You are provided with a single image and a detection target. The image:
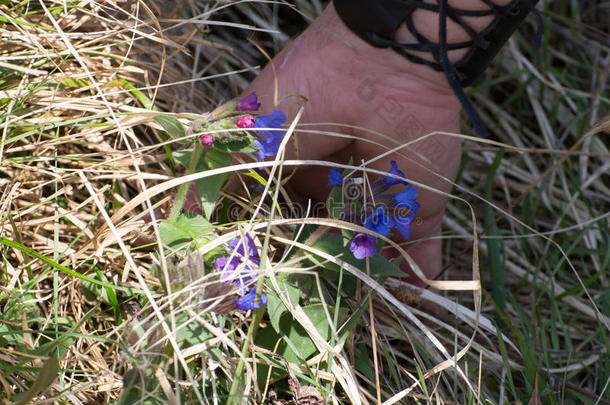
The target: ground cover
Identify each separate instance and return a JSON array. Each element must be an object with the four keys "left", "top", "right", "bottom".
[{"left": 0, "top": 1, "right": 608, "bottom": 403}]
